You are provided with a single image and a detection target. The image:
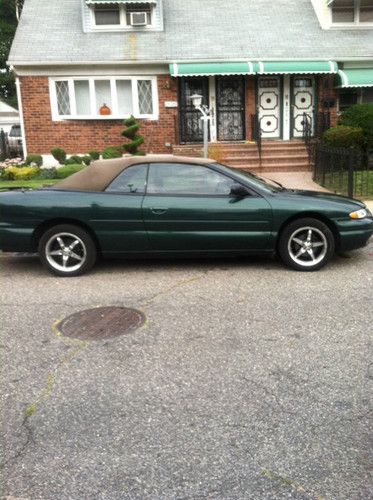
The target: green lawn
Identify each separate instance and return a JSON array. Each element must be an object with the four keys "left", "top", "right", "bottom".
[
  {"left": 316, "top": 170, "right": 373, "bottom": 200},
  {"left": 0, "top": 179, "right": 58, "bottom": 190}
]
